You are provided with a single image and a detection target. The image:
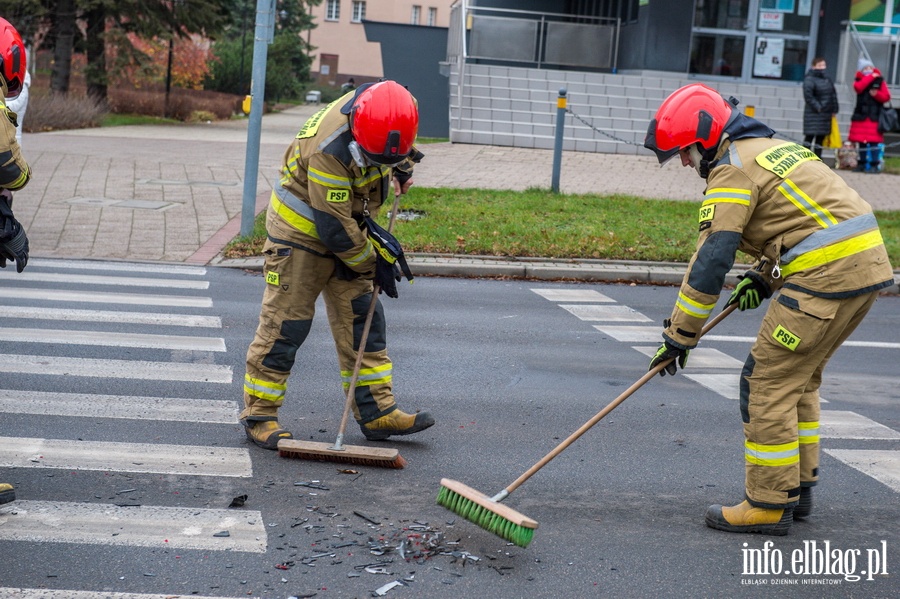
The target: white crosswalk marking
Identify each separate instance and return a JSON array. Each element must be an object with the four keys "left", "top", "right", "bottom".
[
  {"left": 0, "top": 501, "right": 265, "bottom": 552},
  {"left": 0, "top": 271, "right": 210, "bottom": 289},
  {"left": 559, "top": 304, "right": 652, "bottom": 322},
  {"left": 0, "top": 287, "right": 213, "bottom": 307},
  {"left": 633, "top": 346, "right": 744, "bottom": 369},
  {"left": 684, "top": 374, "right": 829, "bottom": 403},
  {"left": 29, "top": 258, "right": 207, "bottom": 275},
  {"left": 1, "top": 305, "right": 221, "bottom": 327},
  {"left": 0, "top": 327, "right": 226, "bottom": 352},
  {"left": 0, "top": 389, "right": 238, "bottom": 423},
  {"left": 820, "top": 411, "right": 900, "bottom": 440},
  {"left": 531, "top": 288, "right": 615, "bottom": 302},
  {"left": 592, "top": 325, "right": 661, "bottom": 342},
  {"left": 824, "top": 450, "right": 900, "bottom": 493},
  {"left": 0, "top": 354, "right": 233, "bottom": 383},
  {"left": 0, "top": 436, "right": 252, "bottom": 477}
]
